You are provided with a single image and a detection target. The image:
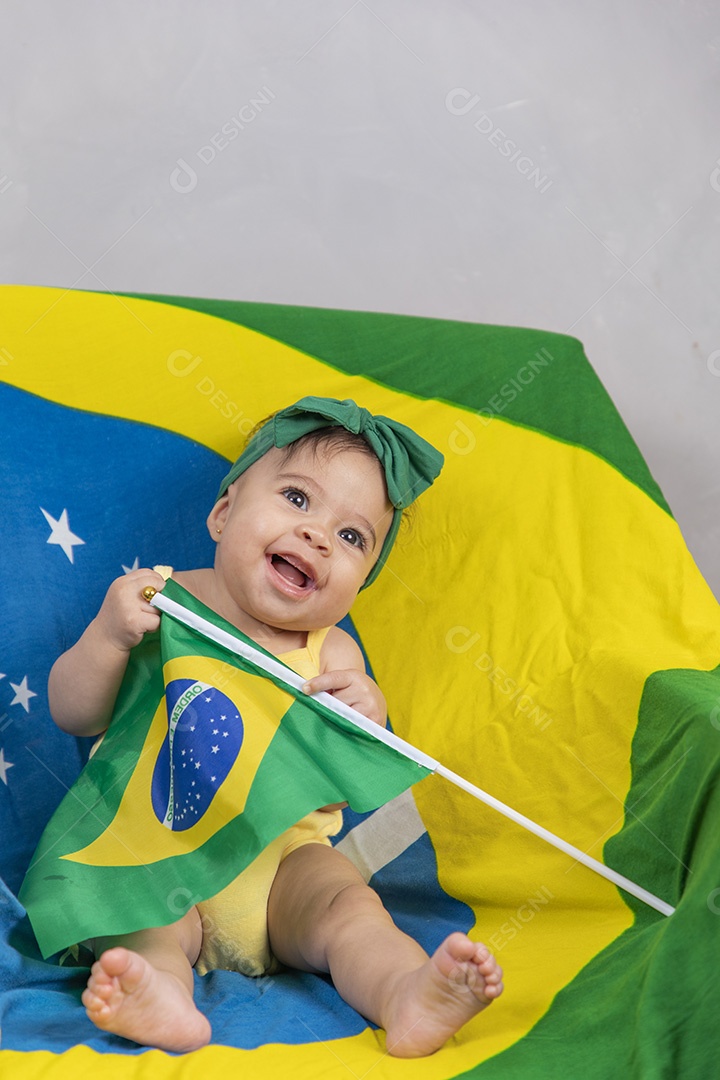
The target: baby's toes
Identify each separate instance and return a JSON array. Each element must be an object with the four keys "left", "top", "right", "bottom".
[
  {"left": 89, "top": 977, "right": 114, "bottom": 1000},
  {"left": 474, "top": 947, "right": 501, "bottom": 977},
  {"left": 89, "top": 960, "right": 113, "bottom": 986},
  {"left": 82, "top": 986, "right": 108, "bottom": 1013},
  {"left": 483, "top": 976, "right": 504, "bottom": 999},
  {"left": 482, "top": 961, "right": 503, "bottom": 982}
]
